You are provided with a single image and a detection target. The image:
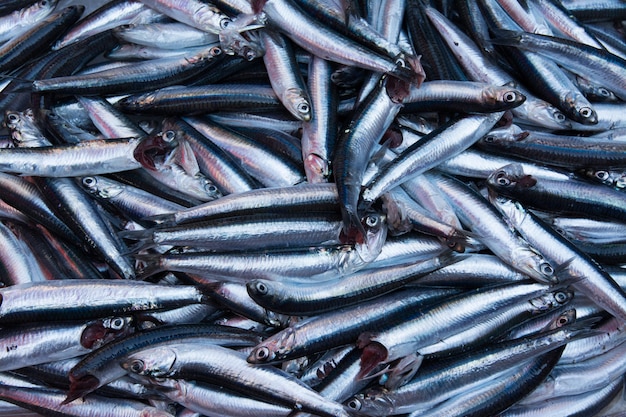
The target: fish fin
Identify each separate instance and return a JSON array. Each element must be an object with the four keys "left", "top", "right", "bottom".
[
  {"left": 64, "top": 375, "right": 100, "bottom": 404},
  {"left": 384, "top": 353, "right": 424, "bottom": 389},
  {"left": 142, "top": 212, "right": 176, "bottom": 227},
  {"left": 131, "top": 252, "right": 165, "bottom": 279},
  {"left": 118, "top": 229, "right": 156, "bottom": 254},
  {"left": 440, "top": 228, "right": 476, "bottom": 253},
  {"left": 173, "top": 139, "right": 201, "bottom": 177},
  {"left": 487, "top": 29, "right": 525, "bottom": 47}
]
